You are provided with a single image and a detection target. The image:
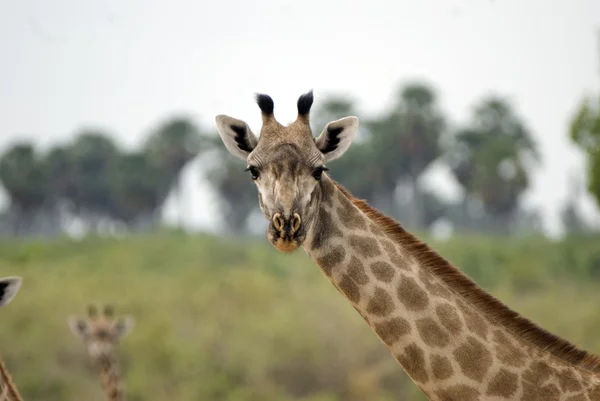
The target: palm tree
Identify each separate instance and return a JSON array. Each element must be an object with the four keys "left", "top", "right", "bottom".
[
  {"left": 0, "top": 143, "right": 48, "bottom": 235},
  {"left": 144, "top": 116, "right": 201, "bottom": 228},
  {"left": 447, "top": 97, "right": 540, "bottom": 234},
  {"left": 367, "top": 82, "right": 446, "bottom": 228}
]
